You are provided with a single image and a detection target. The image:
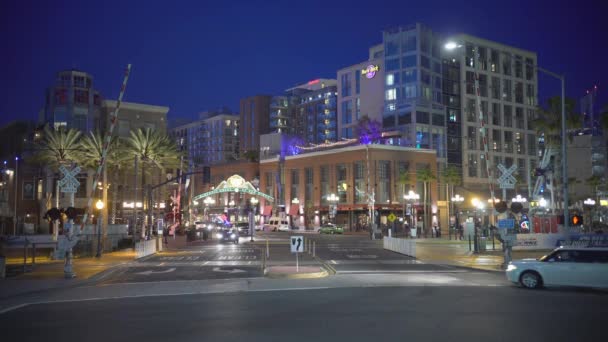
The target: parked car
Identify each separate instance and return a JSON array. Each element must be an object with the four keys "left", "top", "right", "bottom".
[
  {"left": 506, "top": 246, "right": 608, "bottom": 289},
  {"left": 234, "top": 222, "right": 250, "bottom": 235},
  {"left": 318, "top": 224, "right": 344, "bottom": 234},
  {"left": 254, "top": 224, "right": 263, "bottom": 231},
  {"left": 277, "top": 223, "right": 290, "bottom": 232},
  {"left": 264, "top": 217, "right": 290, "bottom": 232},
  {"left": 216, "top": 228, "right": 239, "bottom": 244}
]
